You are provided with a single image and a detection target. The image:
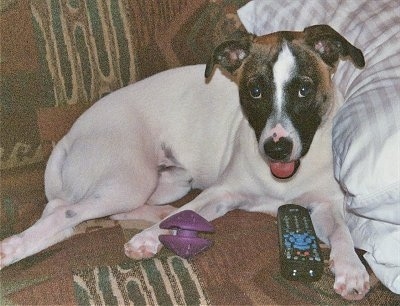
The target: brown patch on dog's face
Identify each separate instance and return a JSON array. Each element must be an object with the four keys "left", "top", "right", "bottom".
[{"left": 253, "top": 30, "right": 302, "bottom": 45}]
